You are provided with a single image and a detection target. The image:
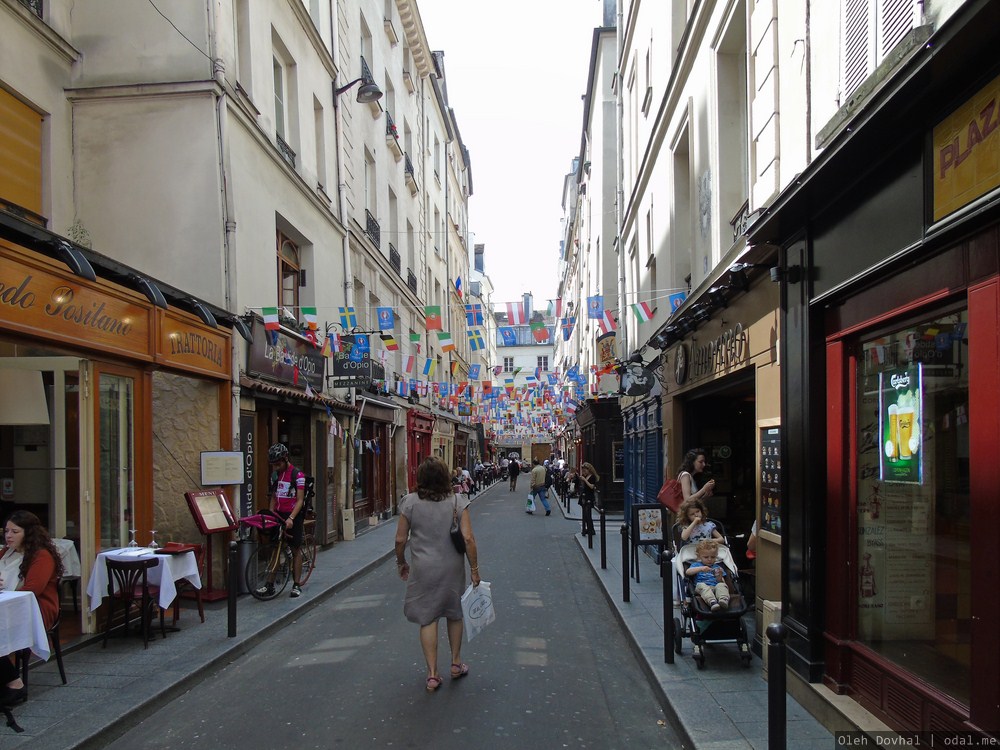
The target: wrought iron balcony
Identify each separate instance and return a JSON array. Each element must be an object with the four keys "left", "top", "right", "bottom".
[
  {"left": 360, "top": 56, "right": 375, "bottom": 86},
  {"left": 407, "top": 268, "right": 417, "bottom": 294},
  {"left": 385, "top": 111, "right": 398, "bottom": 140},
  {"left": 404, "top": 153, "right": 417, "bottom": 194},
  {"left": 19, "top": 0, "right": 42, "bottom": 17},
  {"left": 365, "top": 209, "right": 380, "bottom": 248},
  {"left": 276, "top": 133, "right": 296, "bottom": 168},
  {"left": 389, "top": 243, "right": 401, "bottom": 274}
]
